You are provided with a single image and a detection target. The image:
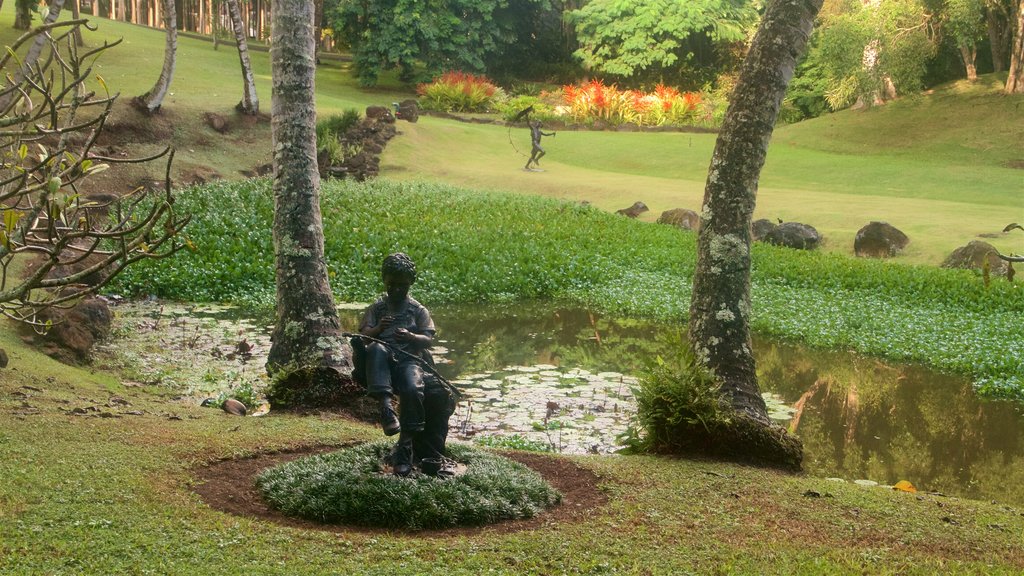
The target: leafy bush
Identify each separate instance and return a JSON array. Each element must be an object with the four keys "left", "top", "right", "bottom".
[
  {"left": 417, "top": 71, "right": 505, "bottom": 113},
  {"left": 621, "top": 344, "right": 730, "bottom": 453},
  {"left": 107, "top": 178, "right": 1024, "bottom": 399},
  {"left": 317, "top": 109, "right": 361, "bottom": 138},
  {"left": 494, "top": 95, "right": 559, "bottom": 123},
  {"left": 316, "top": 110, "right": 362, "bottom": 165},
  {"left": 256, "top": 441, "right": 561, "bottom": 529}
]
